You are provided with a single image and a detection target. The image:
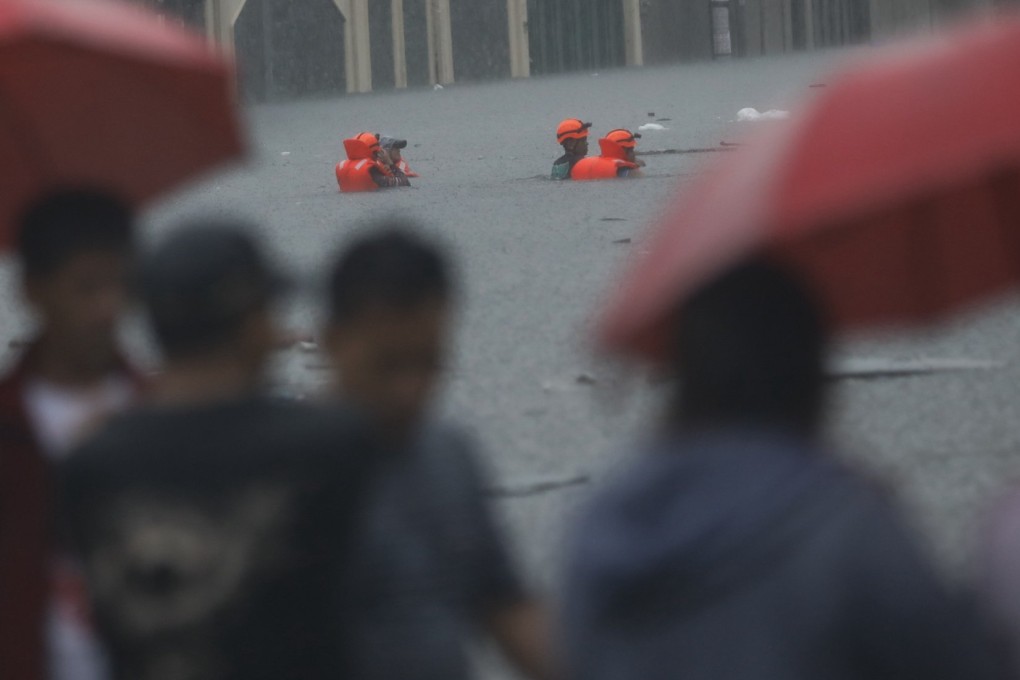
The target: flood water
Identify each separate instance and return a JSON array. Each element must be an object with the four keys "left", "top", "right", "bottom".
[{"left": 3, "top": 52, "right": 1019, "bottom": 637}]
